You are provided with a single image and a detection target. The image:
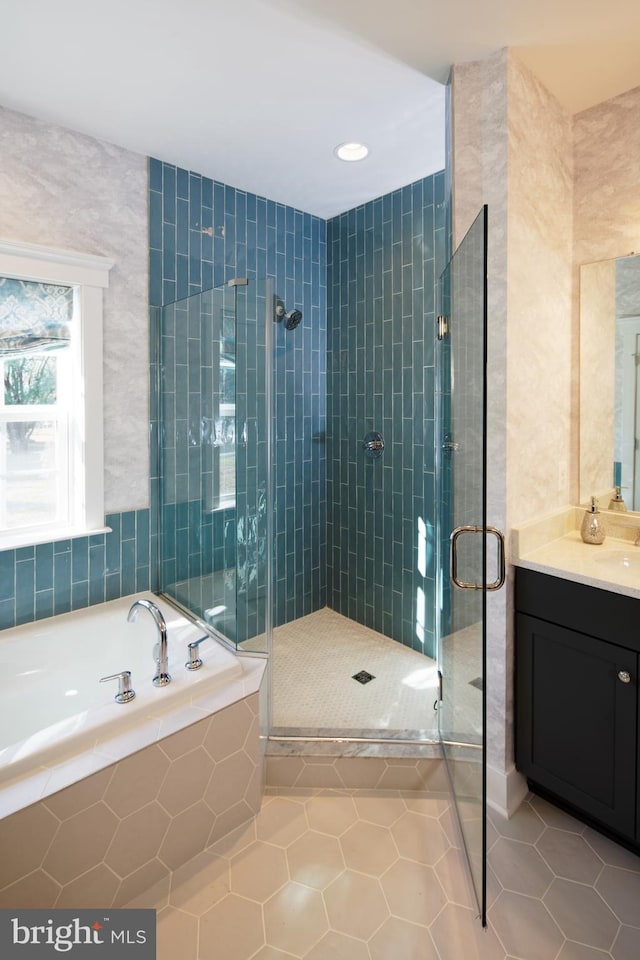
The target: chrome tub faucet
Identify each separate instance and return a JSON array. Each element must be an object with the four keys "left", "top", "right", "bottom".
[{"left": 127, "top": 598, "right": 171, "bottom": 687}]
